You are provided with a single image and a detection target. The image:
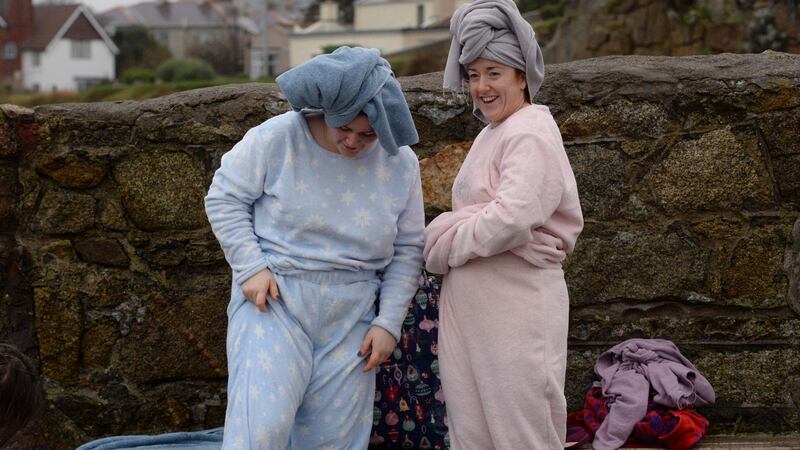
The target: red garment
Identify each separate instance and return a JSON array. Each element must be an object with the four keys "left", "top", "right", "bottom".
[
  {"left": 567, "top": 386, "right": 709, "bottom": 449},
  {"left": 660, "top": 410, "right": 710, "bottom": 450}
]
